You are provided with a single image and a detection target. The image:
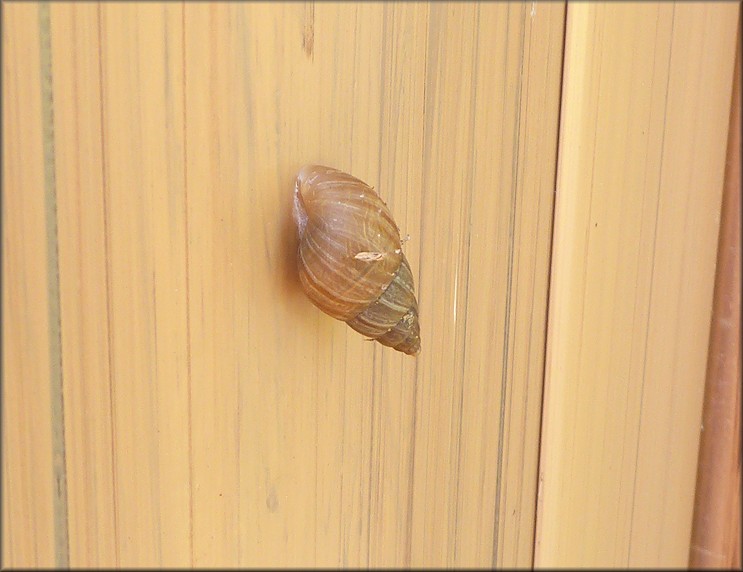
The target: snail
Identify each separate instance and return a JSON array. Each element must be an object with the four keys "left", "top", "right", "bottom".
[{"left": 293, "top": 165, "right": 421, "bottom": 356}]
